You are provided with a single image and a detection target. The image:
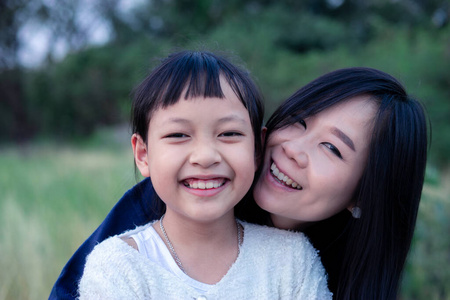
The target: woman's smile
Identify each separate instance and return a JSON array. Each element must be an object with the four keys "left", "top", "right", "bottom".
[
  {"left": 254, "top": 95, "right": 377, "bottom": 229},
  {"left": 270, "top": 161, "right": 302, "bottom": 190}
]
